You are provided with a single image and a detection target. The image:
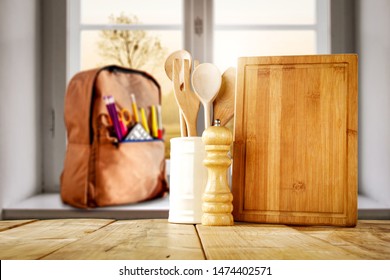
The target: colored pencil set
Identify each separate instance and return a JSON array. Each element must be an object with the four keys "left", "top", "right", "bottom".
[{"left": 103, "top": 94, "right": 163, "bottom": 142}]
